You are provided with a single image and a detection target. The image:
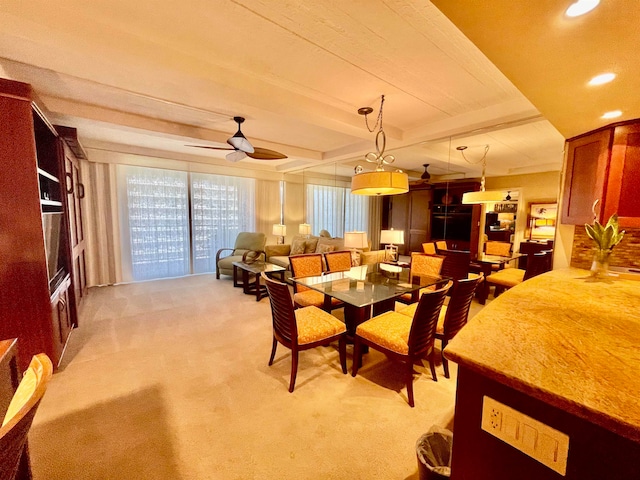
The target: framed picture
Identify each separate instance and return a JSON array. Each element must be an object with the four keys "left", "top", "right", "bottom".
[{"left": 529, "top": 203, "right": 557, "bottom": 239}]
